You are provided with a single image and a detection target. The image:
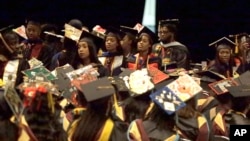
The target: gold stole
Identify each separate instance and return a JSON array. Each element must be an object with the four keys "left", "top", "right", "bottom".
[{"left": 97, "top": 118, "right": 114, "bottom": 141}]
